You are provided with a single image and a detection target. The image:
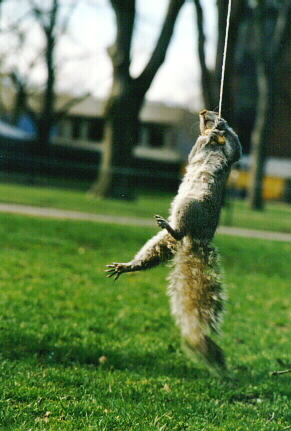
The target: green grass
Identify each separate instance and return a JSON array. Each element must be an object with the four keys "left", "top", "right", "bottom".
[
  {"left": 0, "top": 213, "right": 289, "bottom": 430},
  {"left": 0, "top": 182, "right": 289, "bottom": 233}
]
